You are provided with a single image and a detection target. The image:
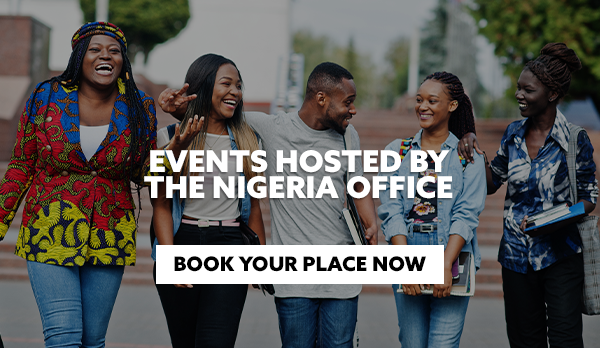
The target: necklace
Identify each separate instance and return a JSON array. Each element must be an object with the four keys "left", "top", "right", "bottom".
[{"left": 205, "top": 127, "right": 226, "bottom": 150}]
